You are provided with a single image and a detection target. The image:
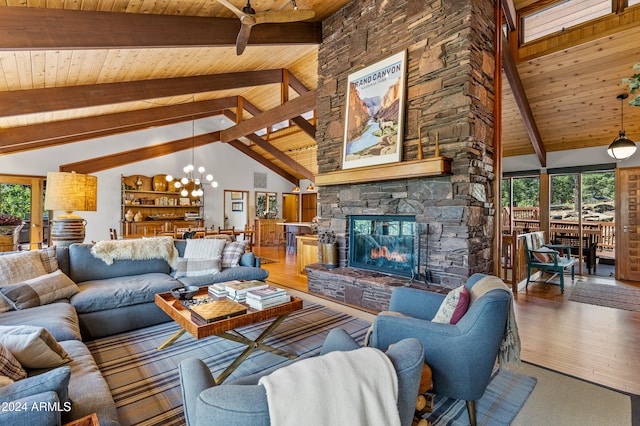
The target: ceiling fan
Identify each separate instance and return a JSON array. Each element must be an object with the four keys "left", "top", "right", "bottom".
[{"left": 217, "top": 0, "right": 315, "bottom": 55}]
